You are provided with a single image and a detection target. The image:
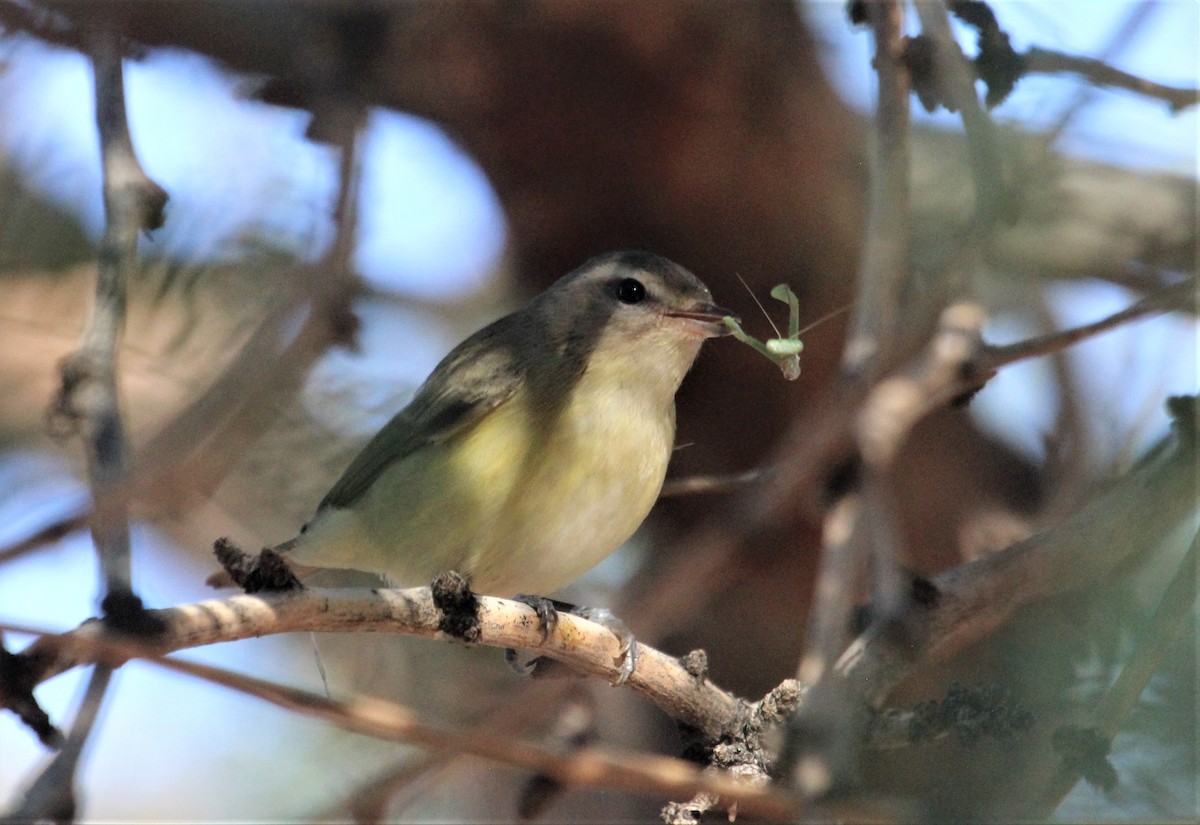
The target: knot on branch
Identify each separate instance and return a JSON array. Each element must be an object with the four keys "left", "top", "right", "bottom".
[
  {"left": 46, "top": 351, "right": 102, "bottom": 440},
  {"left": 212, "top": 538, "right": 302, "bottom": 594},
  {"left": 1052, "top": 724, "right": 1118, "bottom": 791},
  {"left": 431, "top": 571, "right": 481, "bottom": 643},
  {"left": 903, "top": 35, "right": 944, "bottom": 114},
  {"left": 101, "top": 588, "right": 167, "bottom": 637},
  {"left": 0, "top": 639, "right": 63, "bottom": 749},
  {"left": 678, "top": 649, "right": 709, "bottom": 682},
  {"left": 131, "top": 178, "right": 169, "bottom": 232},
  {"left": 949, "top": 0, "right": 1025, "bottom": 107}
]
